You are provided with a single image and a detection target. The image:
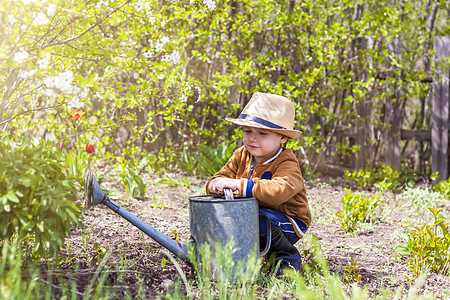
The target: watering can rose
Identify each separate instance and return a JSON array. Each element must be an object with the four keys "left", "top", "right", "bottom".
[{"left": 85, "top": 144, "right": 94, "bottom": 153}]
